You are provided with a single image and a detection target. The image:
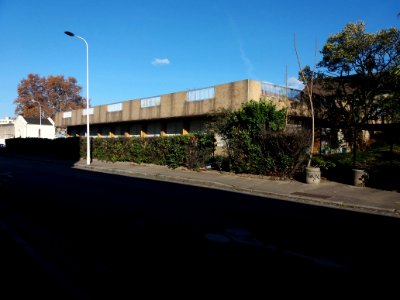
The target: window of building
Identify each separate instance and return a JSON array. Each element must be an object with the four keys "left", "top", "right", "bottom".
[
  {"left": 82, "top": 108, "right": 94, "bottom": 116},
  {"left": 63, "top": 111, "right": 72, "bottom": 118},
  {"left": 187, "top": 87, "right": 215, "bottom": 102},
  {"left": 107, "top": 103, "right": 122, "bottom": 112},
  {"left": 141, "top": 96, "right": 161, "bottom": 108}
]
